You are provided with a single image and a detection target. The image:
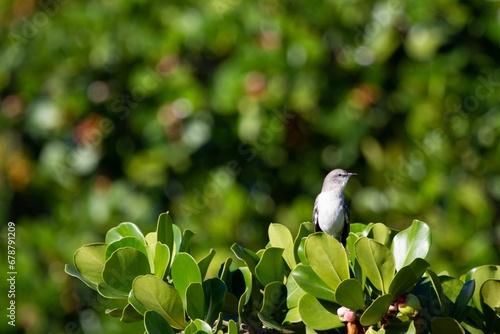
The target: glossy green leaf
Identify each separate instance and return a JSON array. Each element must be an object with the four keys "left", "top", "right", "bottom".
[
  {"left": 97, "top": 282, "right": 129, "bottom": 299},
  {"left": 203, "top": 278, "right": 227, "bottom": 325},
  {"left": 102, "top": 247, "right": 151, "bottom": 296},
  {"left": 268, "top": 223, "right": 296, "bottom": 269},
  {"left": 231, "top": 243, "right": 260, "bottom": 275},
  {"left": 105, "top": 308, "right": 122, "bottom": 318},
  {"left": 463, "top": 265, "right": 500, "bottom": 312},
  {"left": 180, "top": 229, "right": 196, "bottom": 253},
  {"left": 144, "top": 310, "right": 175, "bottom": 334},
  {"left": 171, "top": 252, "right": 202, "bottom": 308},
  {"left": 73, "top": 243, "right": 107, "bottom": 286},
  {"left": 366, "top": 223, "right": 395, "bottom": 247},
  {"left": 128, "top": 290, "right": 148, "bottom": 315},
  {"left": 255, "top": 247, "right": 285, "bottom": 286},
  {"left": 133, "top": 275, "right": 187, "bottom": 329},
  {"left": 283, "top": 307, "right": 301, "bottom": 324},
  {"left": 106, "top": 236, "right": 147, "bottom": 259},
  {"left": 291, "top": 264, "right": 336, "bottom": 302},
  {"left": 431, "top": 317, "right": 465, "bottom": 334},
  {"left": 305, "top": 233, "right": 349, "bottom": 291},
  {"left": 481, "top": 279, "right": 500, "bottom": 313},
  {"left": 172, "top": 224, "right": 182, "bottom": 256},
  {"left": 145, "top": 232, "right": 157, "bottom": 245},
  {"left": 389, "top": 258, "right": 429, "bottom": 299},
  {"left": 359, "top": 294, "right": 392, "bottom": 326},
  {"left": 351, "top": 223, "right": 369, "bottom": 234},
  {"left": 185, "top": 319, "right": 212, "bottom": 334},
  {"left": 227, "top": 320, "right": 238, "bottom": 334},
  {"left": 286, "top": 275, "right": 306, "bottom": 308},
  {"left": 297, "top": 237, "right": 308, "bottom": 265},
  {"left": 197, "top": 248, "right": 216, "bottom": 280},
  {"left": 428, "top": 270, "right": 449, "bottom": 316},
  {"left": 153, "top": 242, "right": 170, "bottom": 280},
  {"left": 391, "top": 220, "right": 430, "bottom": 271},
  {"left": 156, "top": 212, "right": 174, "bottom": 251},
  {"left": 294, "top": 222, "right": 314, "bottom": 264},
  {"left": 121, "top": 303, "right": 143, "bottom": 323},
  {"left": 105, "top": 222, "right": 145, "bottom": 244},
  {"left": 355, "top": 237, "right": 395, "bottom": 293},
  {"left": 298, "top": 294, "right": 343, "bottom": 330},
  {"left": 64, "top": 263, "right": 98, "bottom": 290},
  {"left": 186, "top": 283, "right": 206, "bottom": 320},
  {"left": 335, "top": 279, "right": 365, "bottom": 311},
  {"left": 451, "top": 279, "right": 474, "bottom": 322}
]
